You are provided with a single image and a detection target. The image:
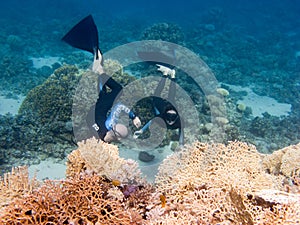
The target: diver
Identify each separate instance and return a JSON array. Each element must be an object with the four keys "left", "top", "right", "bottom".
[
  {"left": 134, "top": 64, "right": 184, "bottom": 151},
  {"left": 62, "top": 15, "right": 141, "bottom": 143}
]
